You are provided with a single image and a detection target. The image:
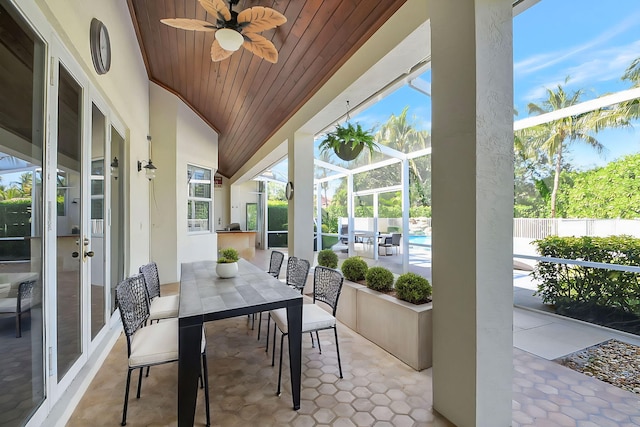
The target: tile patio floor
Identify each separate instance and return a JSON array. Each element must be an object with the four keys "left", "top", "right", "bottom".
[{"left": 65, "top": 250, "right": 640, "bottom": 426}]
